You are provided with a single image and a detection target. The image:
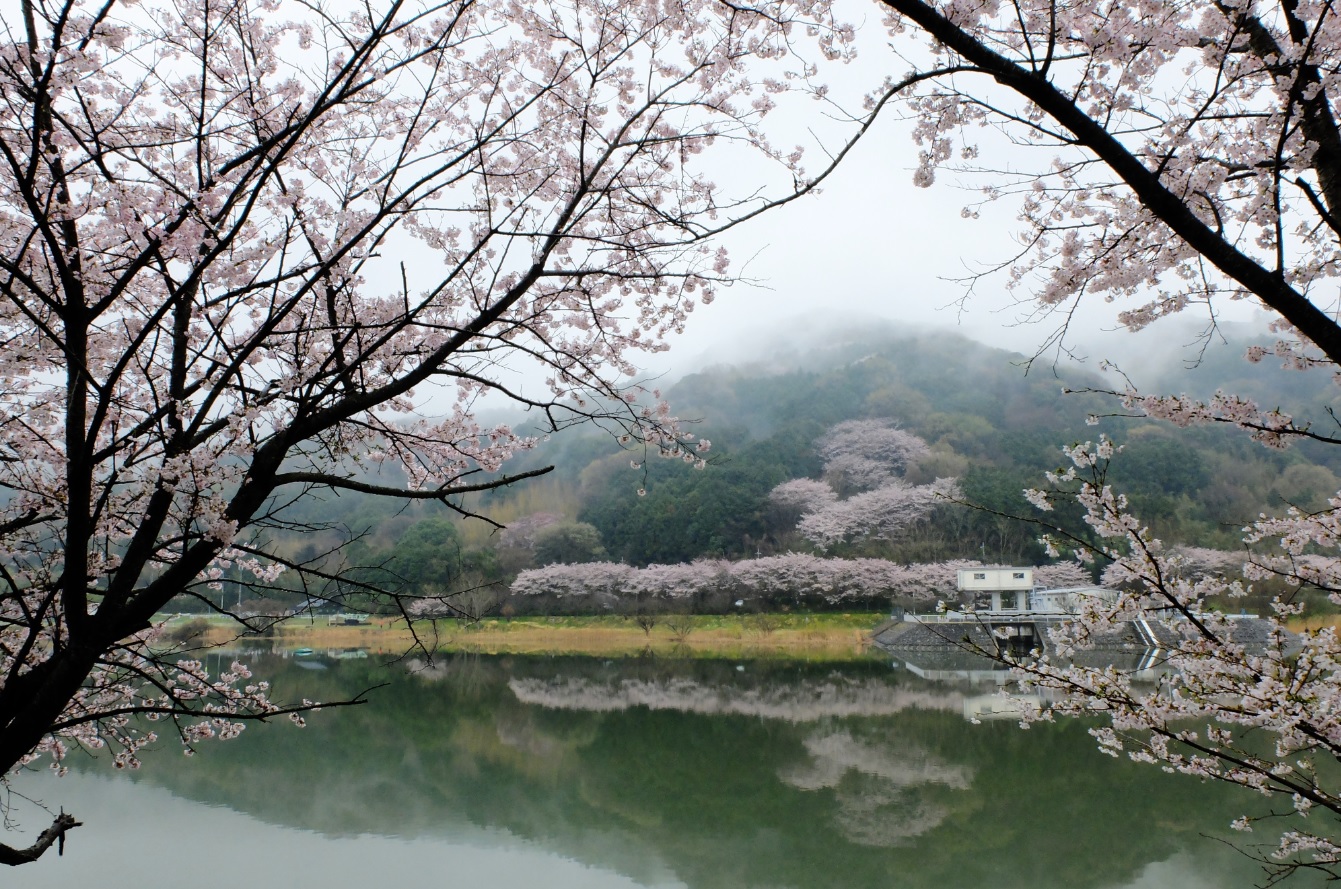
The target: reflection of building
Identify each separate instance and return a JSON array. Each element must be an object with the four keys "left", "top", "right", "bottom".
[
  {"left": 887, "top": 648, "right": 1145, "bottom": 722},
  {"left": 962, "top": 693, "right": 1046, "bottom": 721}
]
